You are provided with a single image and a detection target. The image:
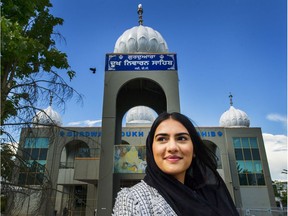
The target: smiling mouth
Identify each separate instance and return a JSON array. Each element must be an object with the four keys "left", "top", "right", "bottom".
[{"left": 165, "top": 155, "right": 183, "bottom": 162}]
